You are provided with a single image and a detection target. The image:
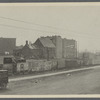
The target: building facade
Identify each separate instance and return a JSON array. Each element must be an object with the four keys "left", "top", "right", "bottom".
[
  {"left": 14, "top": 36, "right": 77, "bottom": 60},
  {"left": 0, "top": 38, "right": 16, "bottom": 55},
  {"left": 34, "top": 37, "right": 56, "bottom": 60},
  {"left": 62, "top": 38, "right": 77, "bottom": 59},
  {"left": 51, "top": 36, "right": 63, "bottom": 58},
  {"left": 13, "top": 41, "right": 41, "bottom": 59},
  {"left": 46, "top": 36, "right": 77, "bottom": 59}
]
